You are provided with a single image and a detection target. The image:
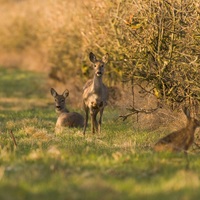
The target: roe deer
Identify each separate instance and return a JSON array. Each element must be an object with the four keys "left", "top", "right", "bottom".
[
  {"left": 51, "top": 88, "right": 84, "bottom": 128},
  {"left": 154, "top": 107, "right": 200, "bottom": 153},
  {"left": 82, "top": 52, "right": 109, "bottom": 135}
]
